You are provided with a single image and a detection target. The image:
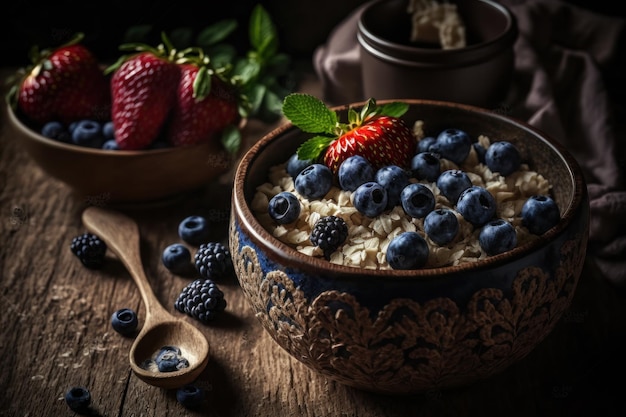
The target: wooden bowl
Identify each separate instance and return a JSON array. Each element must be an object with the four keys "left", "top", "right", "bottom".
[
  {"left": 230, "top": 99, "right": 589, "bottom": 394},
  {"left": 6, "top": 104, "right": 236, "bottom": 205}
]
